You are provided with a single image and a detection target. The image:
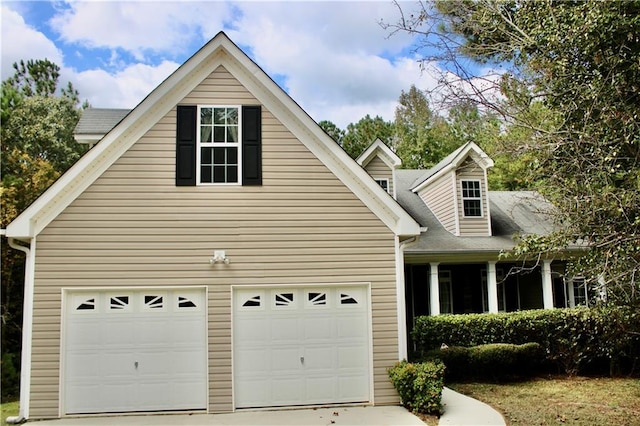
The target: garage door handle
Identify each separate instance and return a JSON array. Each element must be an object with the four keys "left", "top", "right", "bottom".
[
  {"left": 300, "top": 357, "right": 304, "bottom": 364},
  {"left": 134, "top": 361, "right": 139, "bottom": 369}
]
